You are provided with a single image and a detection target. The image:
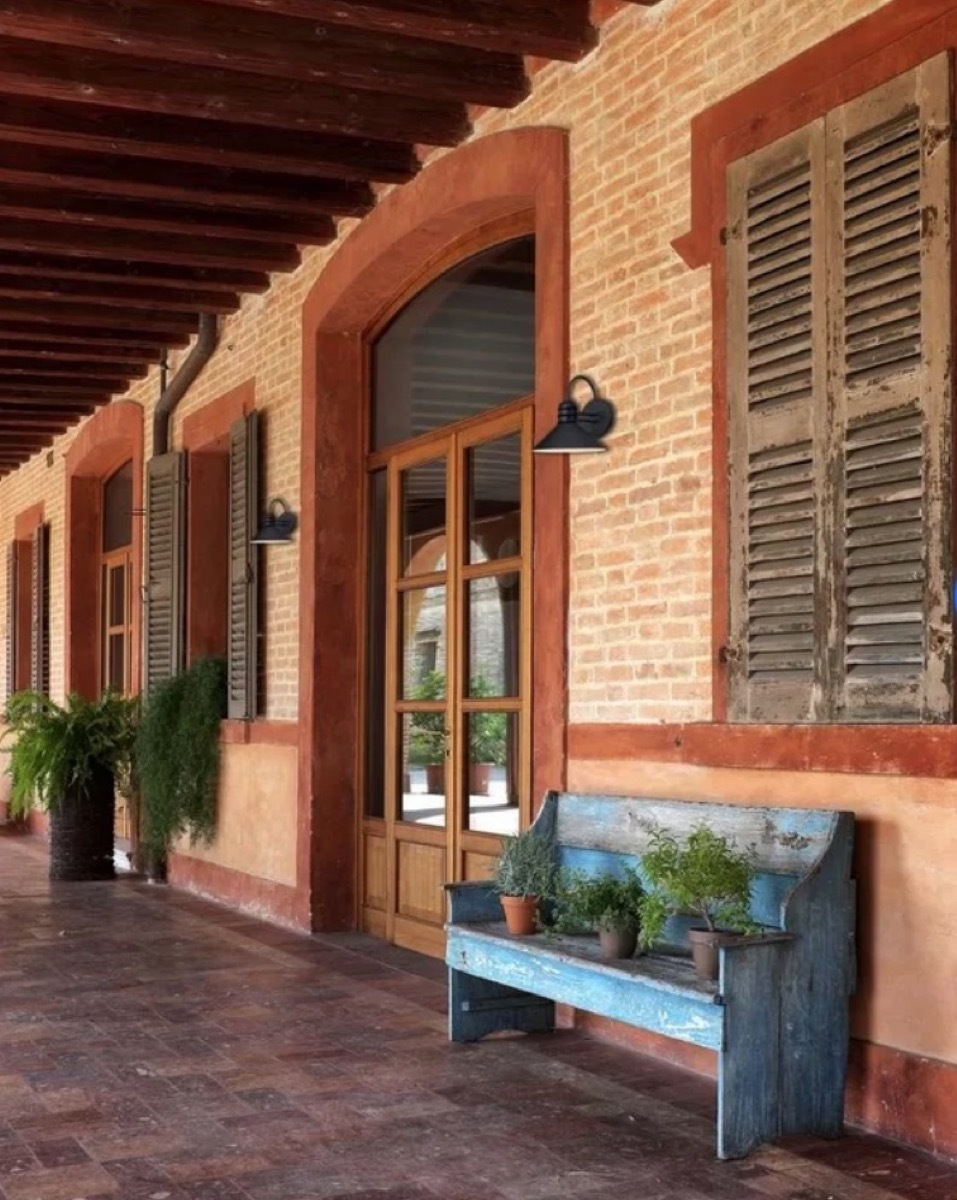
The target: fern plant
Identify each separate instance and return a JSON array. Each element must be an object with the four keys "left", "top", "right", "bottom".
[
  {"left": 638, "top": 825, "right": 760, "bottom": 950},
  {"left": 137, "top": 658, "right": 226, "bottom": 855},
  {"left": 1, "top": 690, "right": 138, "bottom": 816}
]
